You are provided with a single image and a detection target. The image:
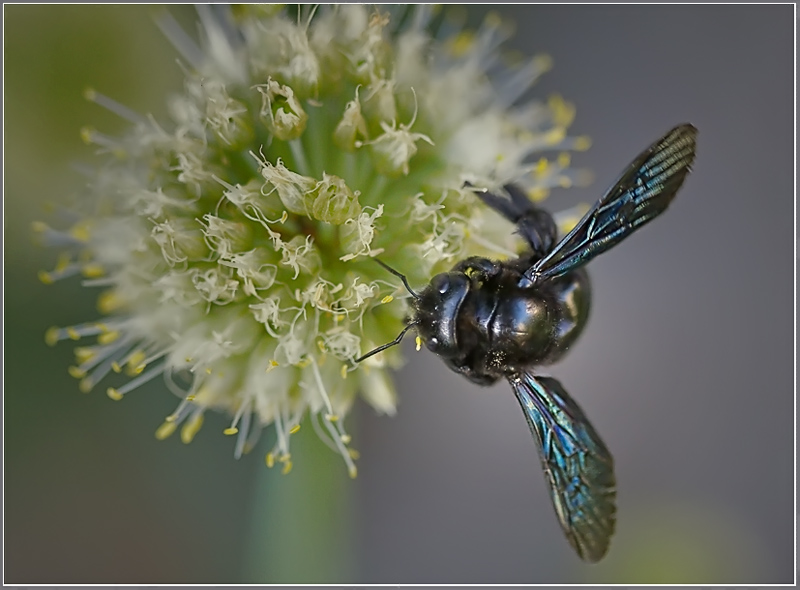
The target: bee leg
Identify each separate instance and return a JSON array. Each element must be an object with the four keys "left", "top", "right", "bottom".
[{"left": 474, "top": 184, "right": 557, "bottom": 257}]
